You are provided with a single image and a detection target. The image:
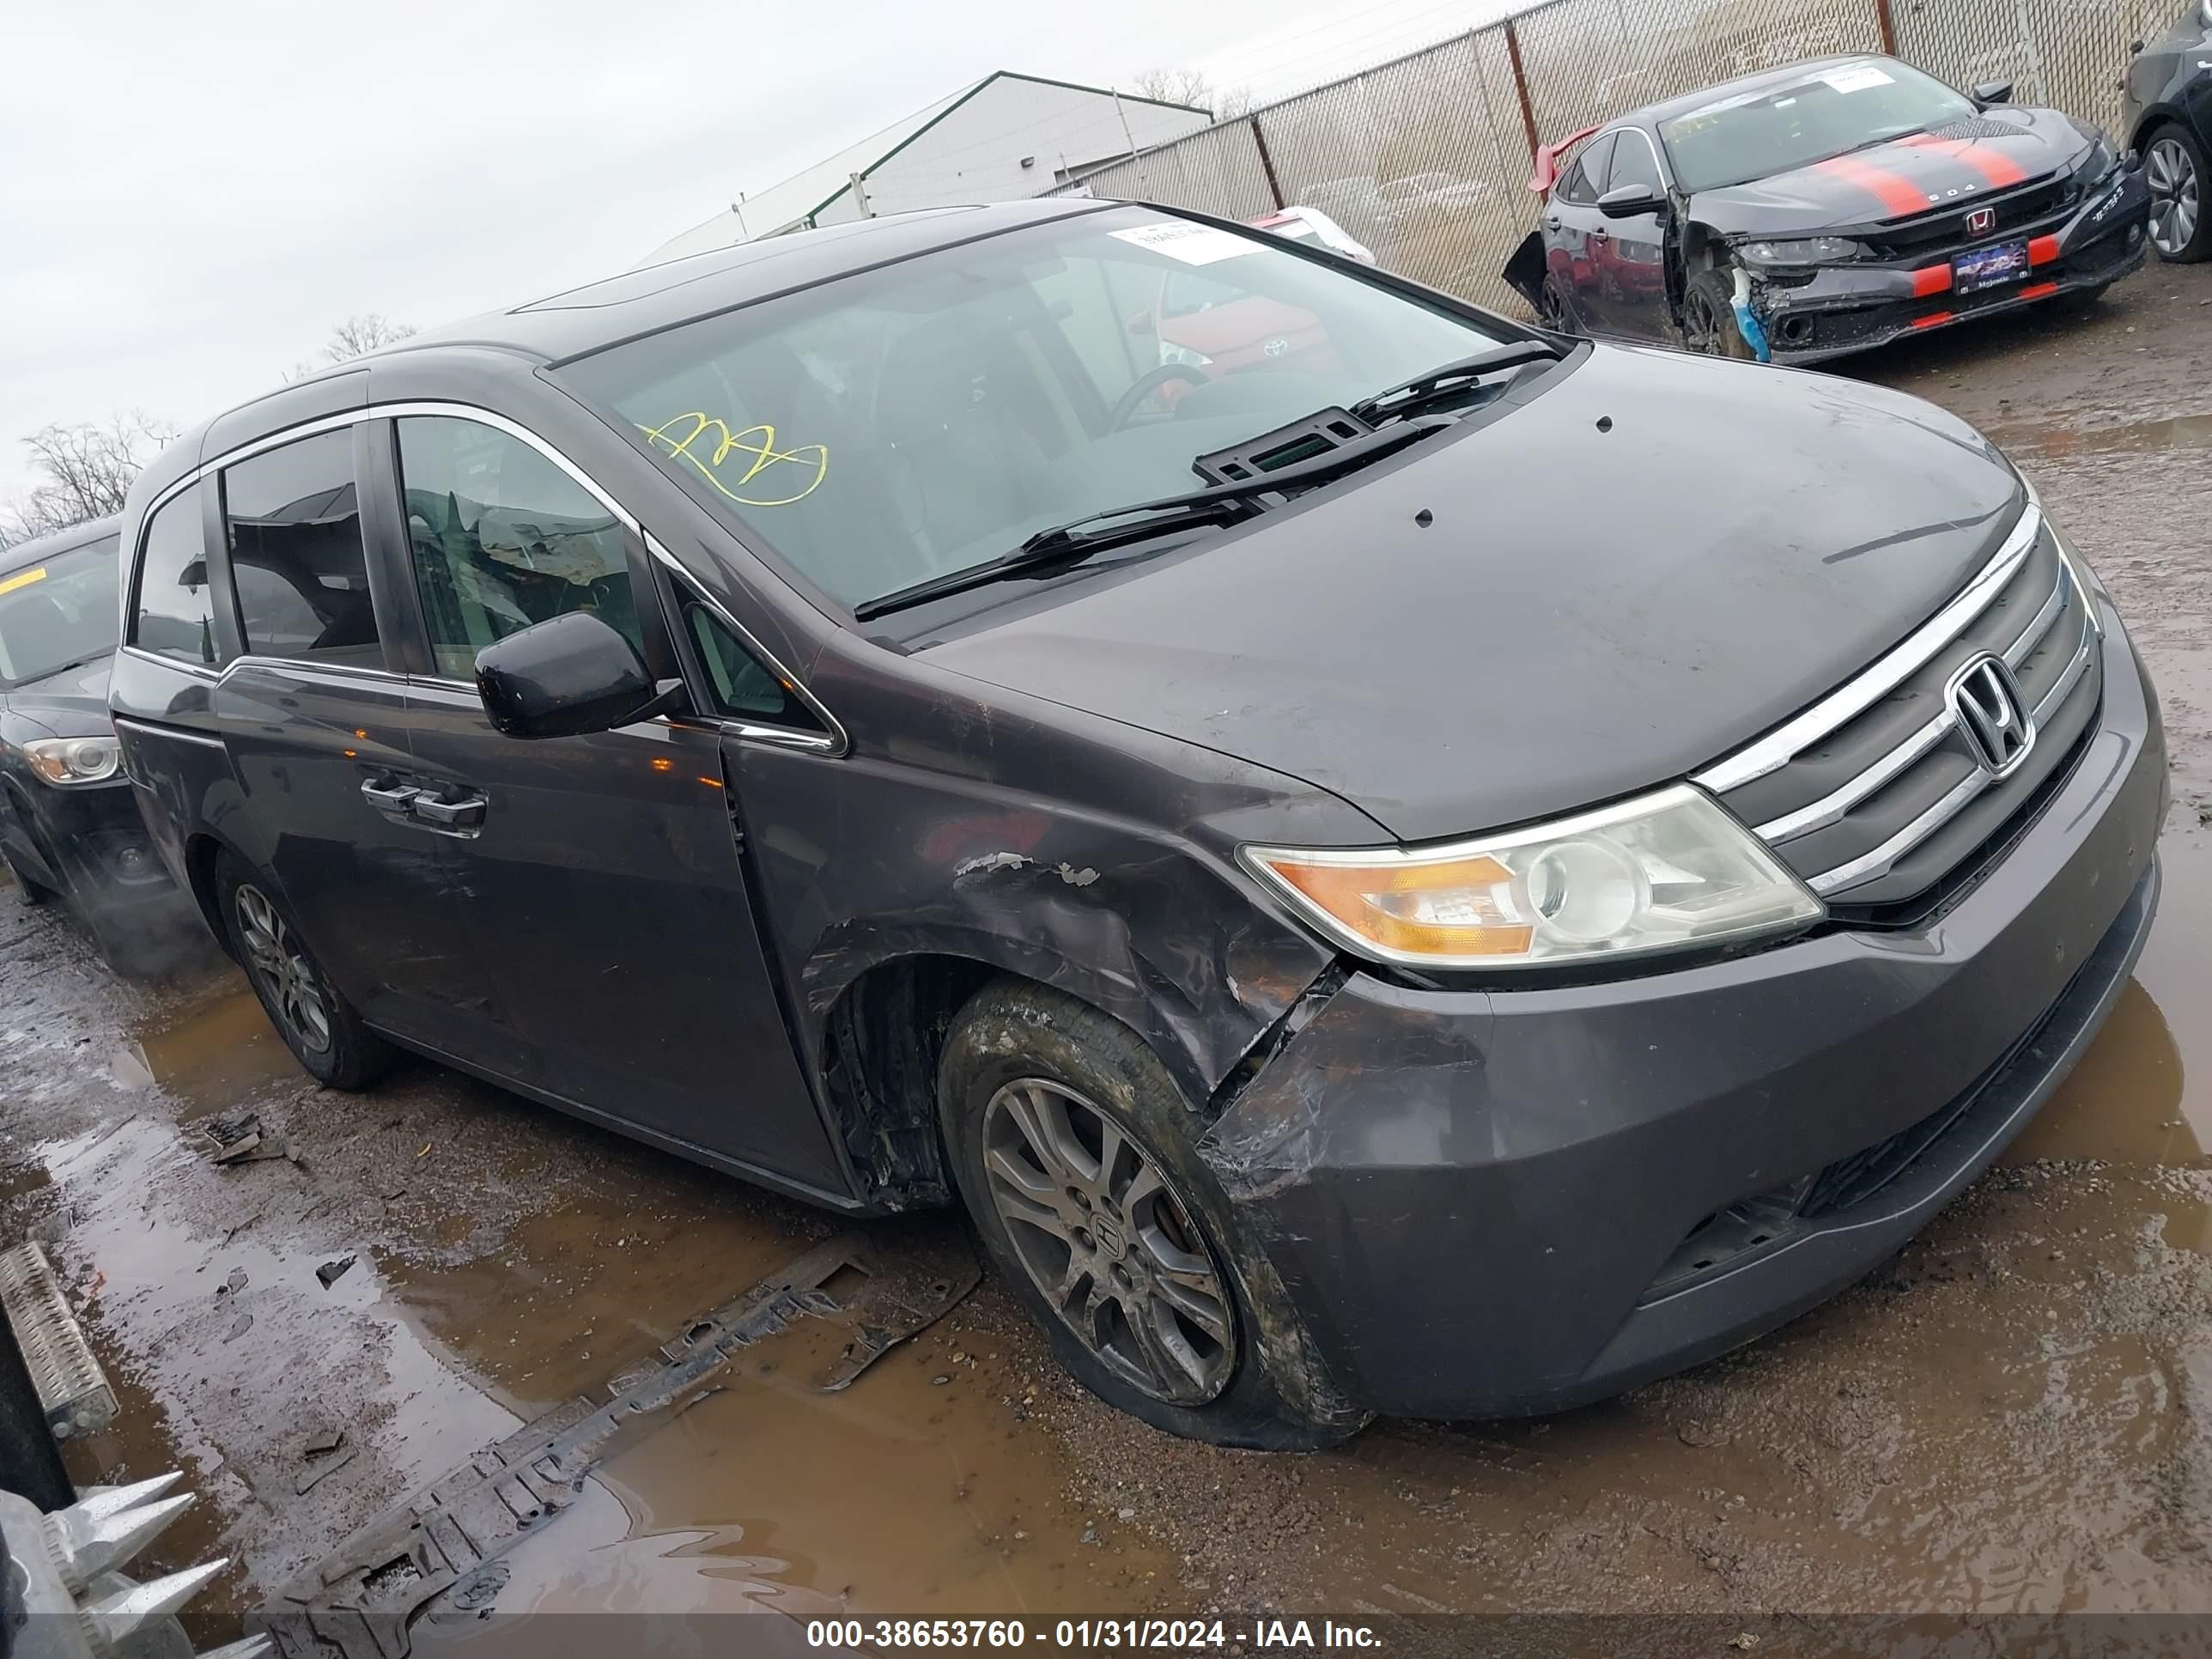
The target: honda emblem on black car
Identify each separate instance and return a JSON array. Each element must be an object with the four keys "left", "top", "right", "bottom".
[
  {"left": 1950, "top": 653, "right": 2035, "bottom": 775},
  {"left": 1967, "top": 206, "right": 1998, "bottom": 235}
]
